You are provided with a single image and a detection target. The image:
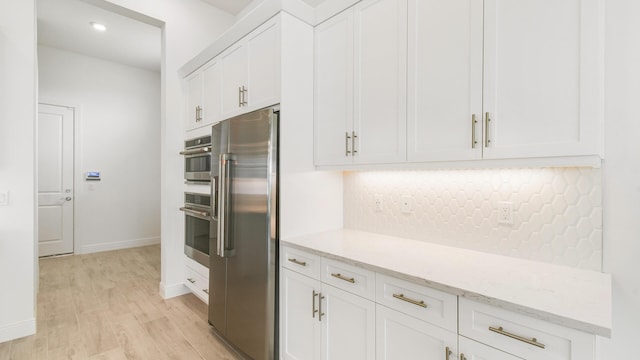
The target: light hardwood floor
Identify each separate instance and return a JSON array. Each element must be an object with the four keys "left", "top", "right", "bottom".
[{"left": 0, "top": 245, "right": 240, "bottom": 360}]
